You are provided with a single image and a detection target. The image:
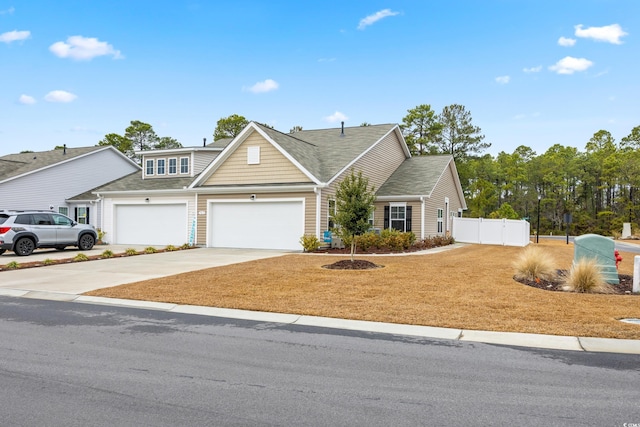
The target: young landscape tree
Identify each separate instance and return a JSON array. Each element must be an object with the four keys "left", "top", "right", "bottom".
[{"left": 332, "top": 170, "right": 376, "bottom": 262}]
